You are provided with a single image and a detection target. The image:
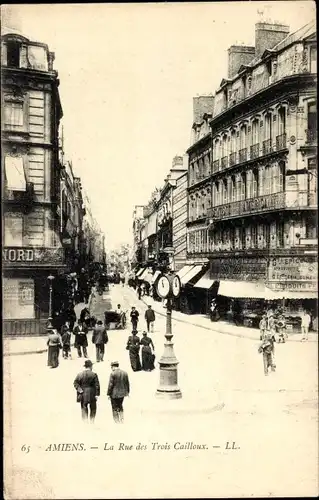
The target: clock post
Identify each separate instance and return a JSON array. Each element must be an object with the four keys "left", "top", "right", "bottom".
[{"left": 156, "top": 270, "right": 182, "bottom": 400}]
